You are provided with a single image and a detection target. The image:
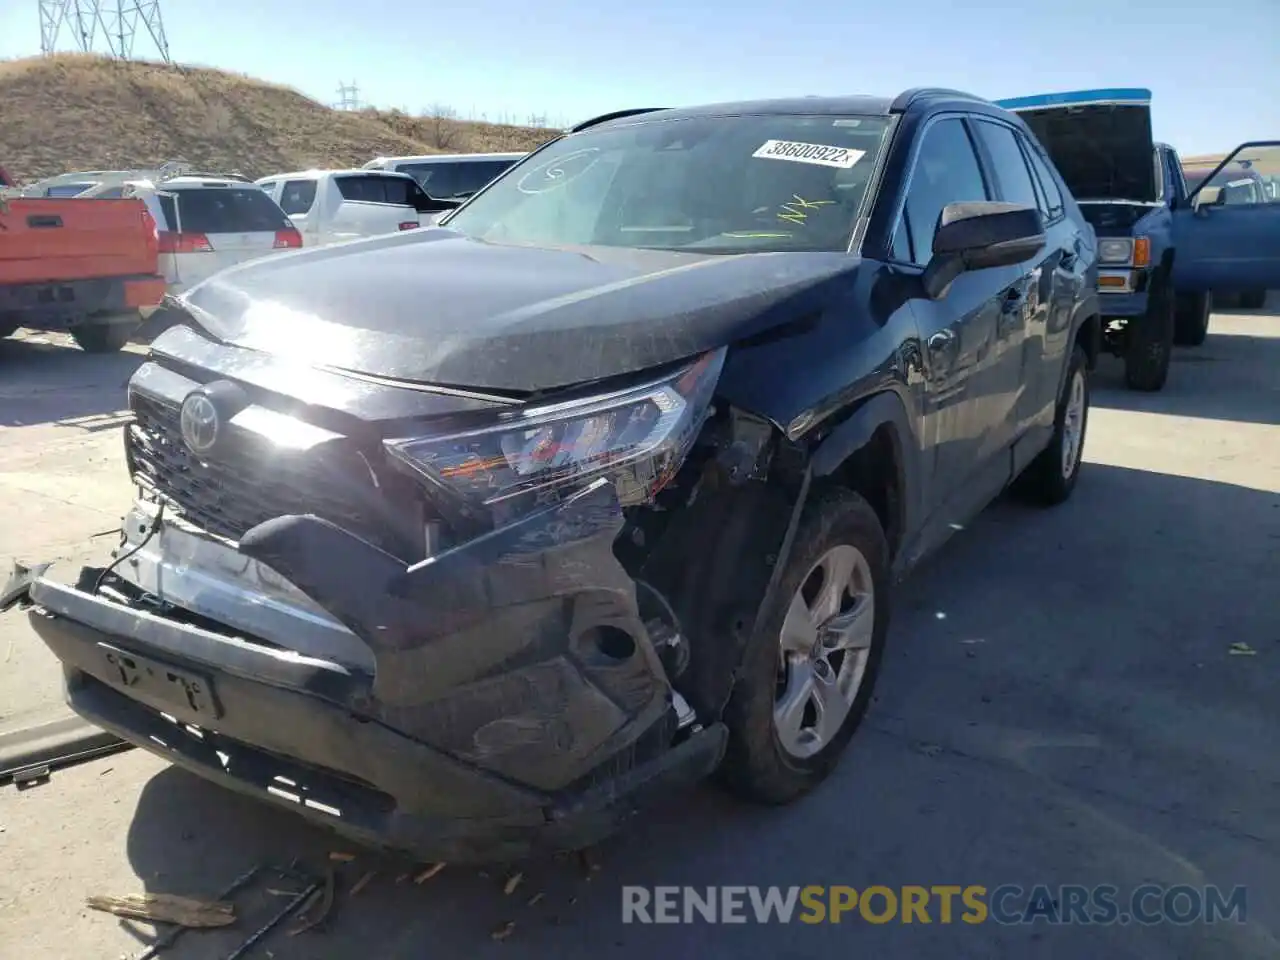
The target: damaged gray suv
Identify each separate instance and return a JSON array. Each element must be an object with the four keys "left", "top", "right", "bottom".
[{"left": 6, "top": 89, "right": 1100, "bottom": 862}]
